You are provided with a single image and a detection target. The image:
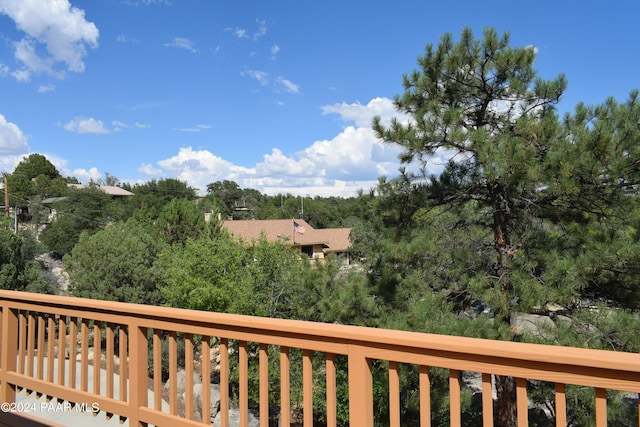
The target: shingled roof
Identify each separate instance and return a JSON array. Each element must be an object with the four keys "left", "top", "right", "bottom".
[
  {"left": 67, "top": 184, "right": 134, "bottom": 196},
  {"left": 222, "top": 219, "right": 351, "bottom": 253}
]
